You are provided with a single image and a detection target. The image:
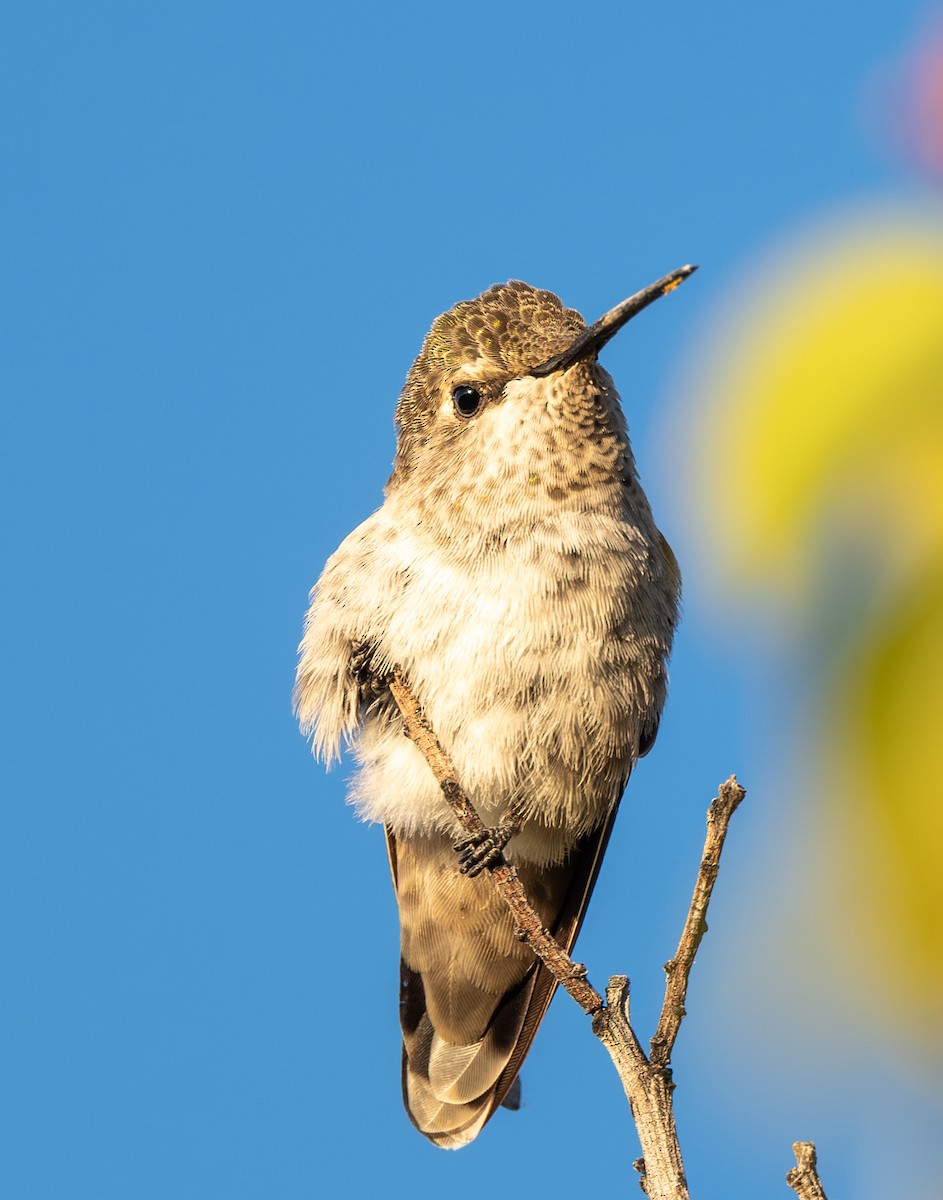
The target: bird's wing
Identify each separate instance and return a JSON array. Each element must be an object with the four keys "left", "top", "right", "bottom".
[
  {"left": 480, "top": 791, "right": 623, "bottom": 1124},
  {"left": 384, "top": 792, "right": 622, "bottom": 1148}
]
